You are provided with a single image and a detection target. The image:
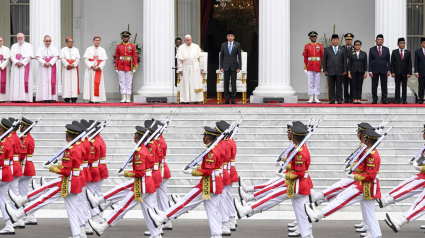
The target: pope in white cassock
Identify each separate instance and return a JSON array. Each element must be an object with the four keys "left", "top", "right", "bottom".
[
  {"left": 10, "top": 33, "right": 34, "bottom": 102},
  {"left": 60, "top": 37, "right": 80, "bottom": 103},
  {"left": 176, "top": 35, "right": 204, "bottom": 104},
  {"left": 0, "top": 36, "right": 10, "bottom": 102},
  {"left": 35, "top": 35, "right": 59, "bottom": 102},
  {"left": 83, "top": 36, "right": 107, "bottom": 103}
]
